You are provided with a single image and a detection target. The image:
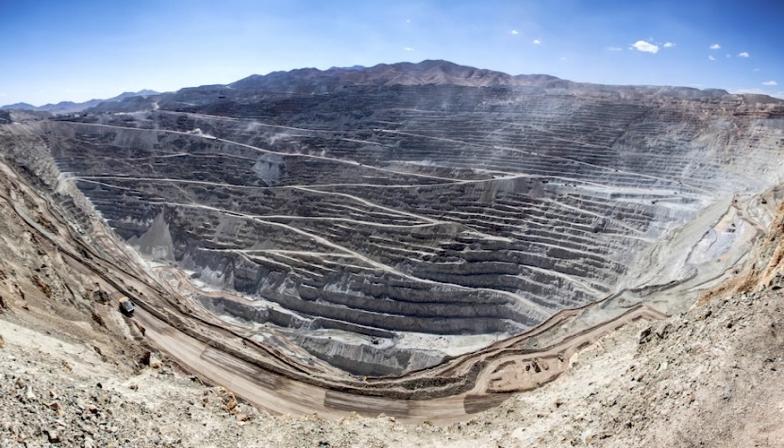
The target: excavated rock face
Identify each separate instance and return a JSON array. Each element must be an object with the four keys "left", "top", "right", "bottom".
[{"left": 25, "top": 61, "right": 784, "bottom": 375}]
